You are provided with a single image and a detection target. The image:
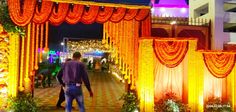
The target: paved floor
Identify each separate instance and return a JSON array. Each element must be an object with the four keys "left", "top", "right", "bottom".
[{"left": 34, "top": 71, "right": 124, "bottom": 112}]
